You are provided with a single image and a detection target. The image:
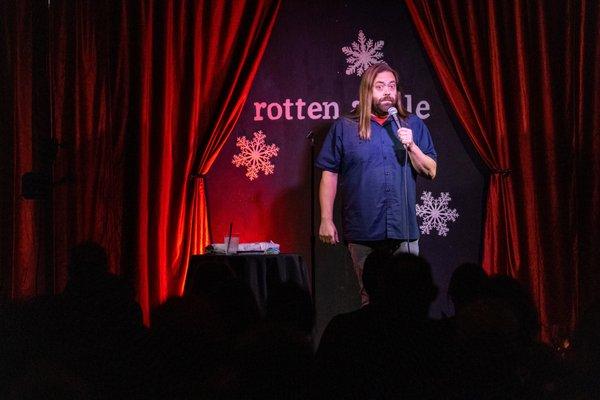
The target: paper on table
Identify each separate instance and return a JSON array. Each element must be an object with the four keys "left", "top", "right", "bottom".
[{"left": 206, "top": 241, "right": 280, "bottom": 254}]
